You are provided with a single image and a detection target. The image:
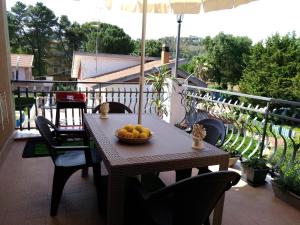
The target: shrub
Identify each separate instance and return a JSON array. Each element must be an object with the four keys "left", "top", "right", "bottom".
[
  {"left": 278, "top": 161, "right": 300, "bottom": 196},
  {"left": 242, "top": 156, "right": 268, "bottom": 170}
]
